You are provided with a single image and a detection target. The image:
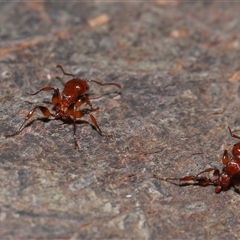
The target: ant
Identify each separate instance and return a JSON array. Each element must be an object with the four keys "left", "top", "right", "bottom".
[
  {"left": 5, "top": 65, "right": 121, "bottom": 148},
  {"left": 153, "top": 127, "right": 240, "bottom": 193}
]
